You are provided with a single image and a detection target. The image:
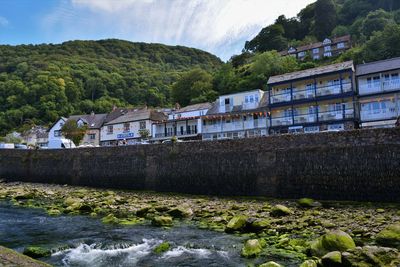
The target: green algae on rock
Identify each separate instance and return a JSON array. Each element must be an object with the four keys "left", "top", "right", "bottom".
[
  {"left": 153, "top": 242, "right": 171, "bottom": 254},
  {"left": 23, "top": 246, "right": 51, "bottom": 259},
  {"left": 270, "top": 205, "right": 292, "bottom": 217},
  {"left": 341, "top": 246, "right": 400, "bottom": 267},
  {"left": 310, "top": 230, "right": 356, "bottom": 257},
  {"left": 299, "top": 259, "right": 317, "bottom": 267},
  {"left": 321, "top": 251, "right": 342, "bottom": 266},
  {"left": 167, "top": 206, "right": 193, "bottom": 218},
  {"left": 297, "top": 198, "right": 321, "bottom": 208},
  {"left": 152, "top": 216, "right": 173, "bottom": 227},
  {"left": 225, "top": 215, "right": 248, "bottom": 233},
  {"left": 258, "top": 261, "right": 282, "bottom": 267},
  {"left": 376, "top": 223, "right": 400, "bottom": 249},
  {"left": 101, "top": 214, "right": 120, "bottom": 224},
  {"left": 241, "top": 239, "right": 264, "bottom": 258}
]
